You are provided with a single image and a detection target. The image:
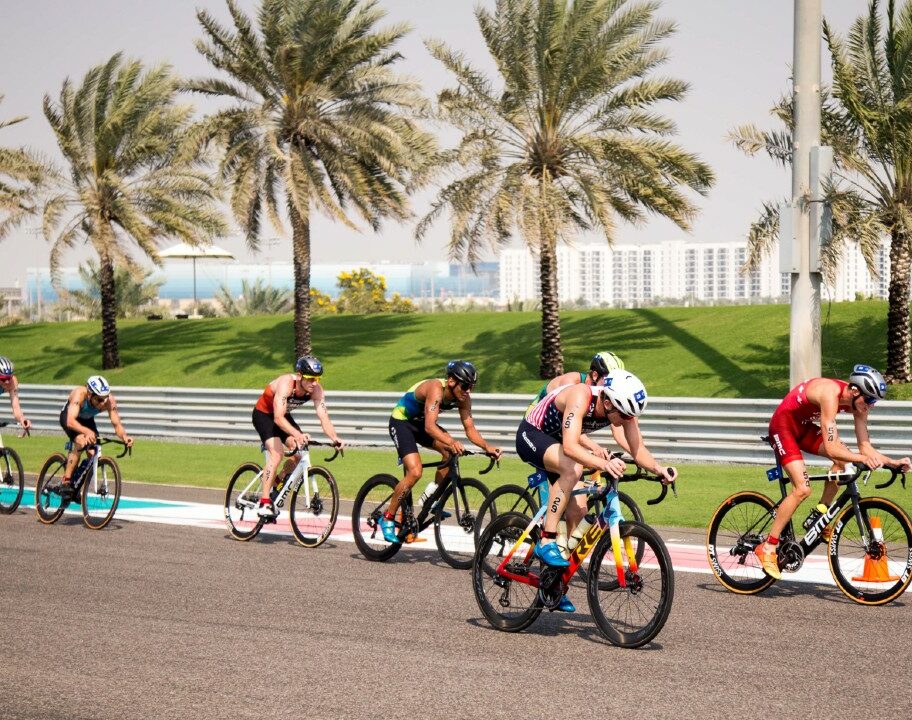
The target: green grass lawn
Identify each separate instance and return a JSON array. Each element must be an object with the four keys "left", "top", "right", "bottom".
[
  {"left": 10, "top": 435, "right": 910, "bottom": 528},
  {"left": 2, "top": 300, "right": 910, "bottom": 398}
]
